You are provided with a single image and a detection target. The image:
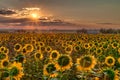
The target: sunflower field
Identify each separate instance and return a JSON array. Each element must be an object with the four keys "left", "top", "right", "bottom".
[{"left": 0, "top": 33, "right": 120, "bottom": 80}]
